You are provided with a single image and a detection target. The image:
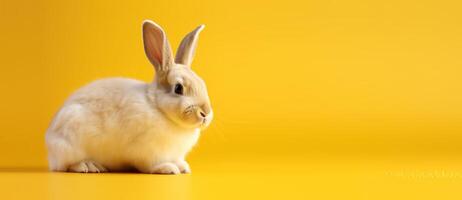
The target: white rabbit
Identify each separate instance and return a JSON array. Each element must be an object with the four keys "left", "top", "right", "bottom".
[{"left": 45, "top": 20, "right": 213, "bottom": 174}]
